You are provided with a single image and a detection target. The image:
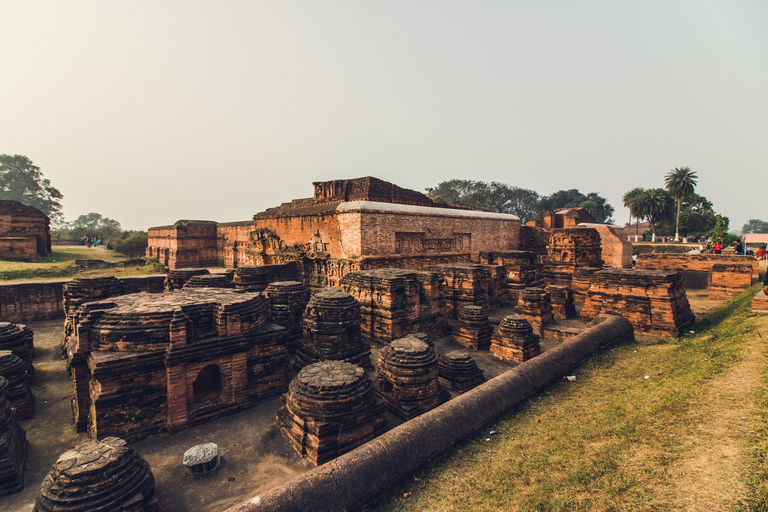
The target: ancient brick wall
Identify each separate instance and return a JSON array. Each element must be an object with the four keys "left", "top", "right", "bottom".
[
  {"left": 543, "top": 227, "right": 602, "bottom": 288},
  {"left": 635, "top": 253, "right": 759, "bottom": 291},
  {"left": 580, "top": 269, "right": 694, "bottom": 336},
  {"left": 581, "top": 224, "right": 632, "bottom": 268},
  {"left": 0, "top": 237, "right": 38, "bottom": 262},
  {"left": 0, "top": 200, "right": 51, "bottom": 258},
  {"left": 709, "top": 263, "right": 753, "bottom": 299},
  {"left": 146, "top": 221, "right": 219, "bottom": 269}
]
